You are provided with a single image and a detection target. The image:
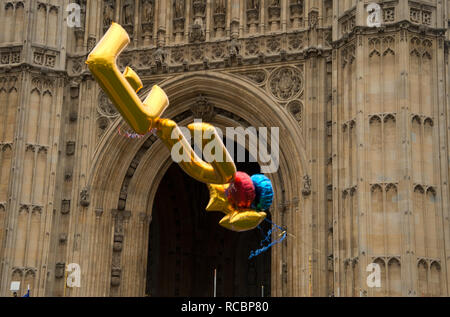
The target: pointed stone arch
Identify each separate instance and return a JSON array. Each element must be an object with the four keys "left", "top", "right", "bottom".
[
  {"left": 85, "top": 71, "right": 308, "bottom": 296},
  {"left": 387, "top": 257, "right": 401, "bottom": 296}
]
